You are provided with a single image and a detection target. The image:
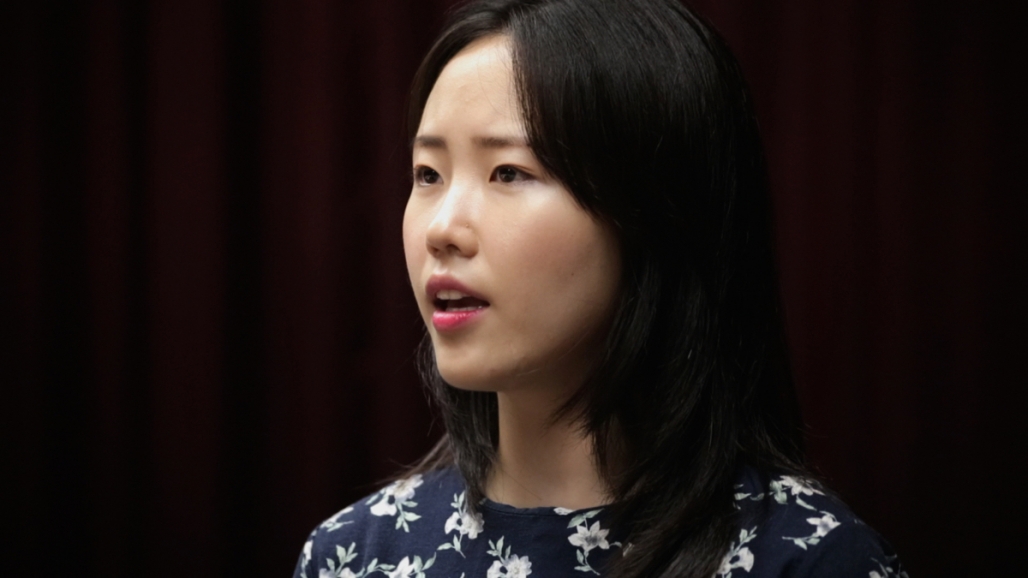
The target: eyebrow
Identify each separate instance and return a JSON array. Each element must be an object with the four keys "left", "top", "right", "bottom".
[
  {"left": 412, "top": 135, "right": 529, "bottom": 150},
  {"left": 413, "top": 135, "right": 446, "bottom": 149}
]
